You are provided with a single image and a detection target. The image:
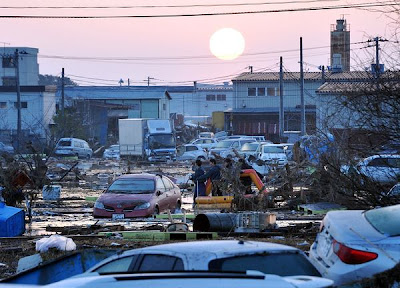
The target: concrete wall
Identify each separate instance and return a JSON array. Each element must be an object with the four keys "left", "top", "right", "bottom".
[{"left": 233, "top": 80, "right": 322, "bottom": 110}]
